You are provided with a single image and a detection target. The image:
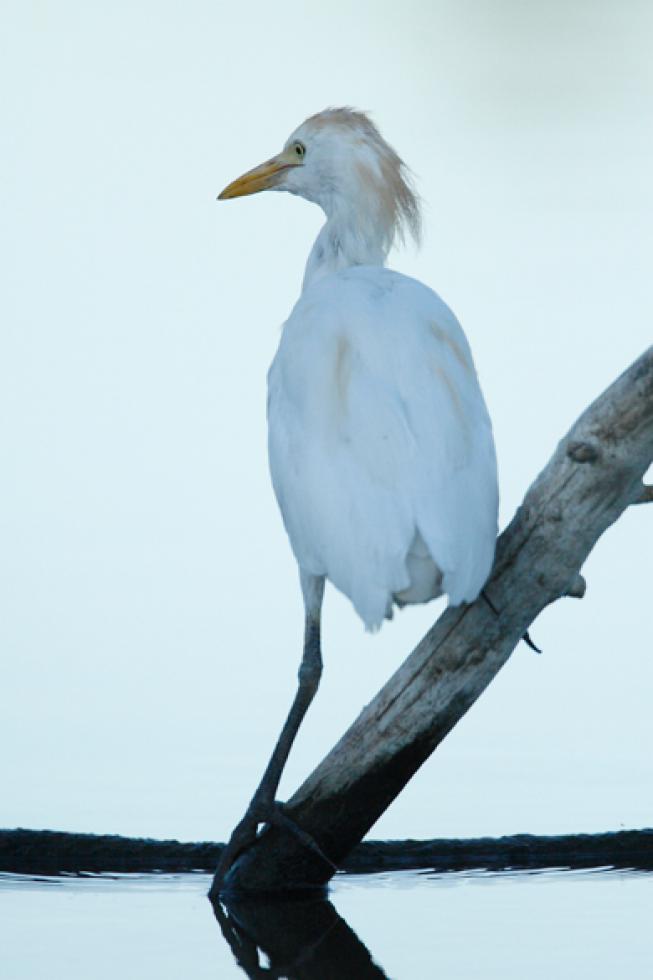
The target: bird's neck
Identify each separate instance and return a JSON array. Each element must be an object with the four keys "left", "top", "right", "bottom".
[{"left": 302, "top": 209, "right": 388, "bottom": 291}]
